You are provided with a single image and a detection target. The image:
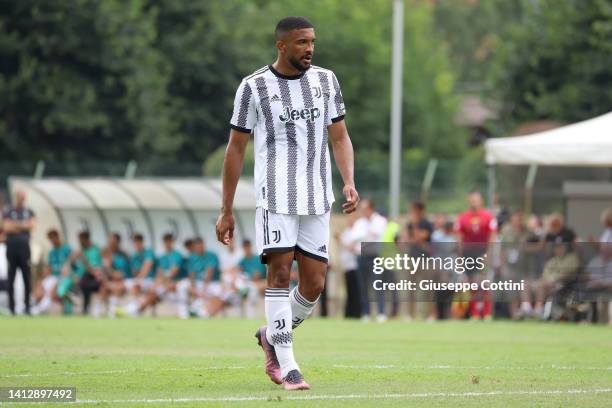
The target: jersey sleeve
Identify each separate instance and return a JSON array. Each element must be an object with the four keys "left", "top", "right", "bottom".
[
  {"left": 328, "top": 72, "right": 346, "bottom": 124},
  {"left": 230, "top": 79, "right": 257, "bottom": 133}
]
